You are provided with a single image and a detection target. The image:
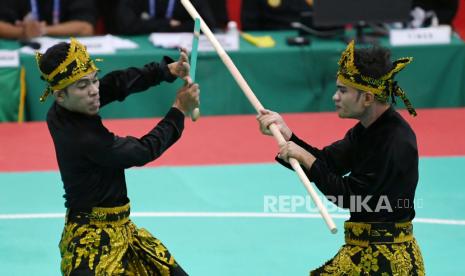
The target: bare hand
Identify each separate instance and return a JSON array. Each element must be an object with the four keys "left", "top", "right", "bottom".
[
  {"left": 169, "top": 19, "right": 181, "bottom": 28},
  {"left": 168, "top": 48, "right": 190, "bottom": 81},
  {"left": 279, "top": 141, "right": 316, "bottom": 170},
  {"left": 256, "top": 109, "right": 292, "bottom": 141},
  {"left": 16, "top": 19, "right": 46, "bottom": 39},
  {"left": 173, "top": 81, "right": 200, "bottom": 116}
]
